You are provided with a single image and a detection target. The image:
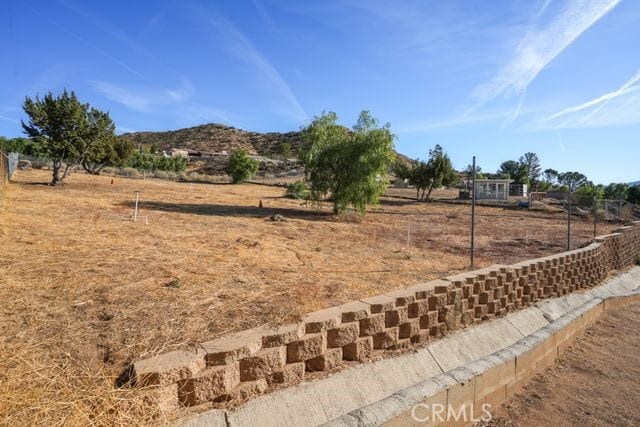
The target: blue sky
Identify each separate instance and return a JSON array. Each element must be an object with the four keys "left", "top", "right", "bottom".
[{"left": 1, "top": 0, "right": 639, "bottom": 183}]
